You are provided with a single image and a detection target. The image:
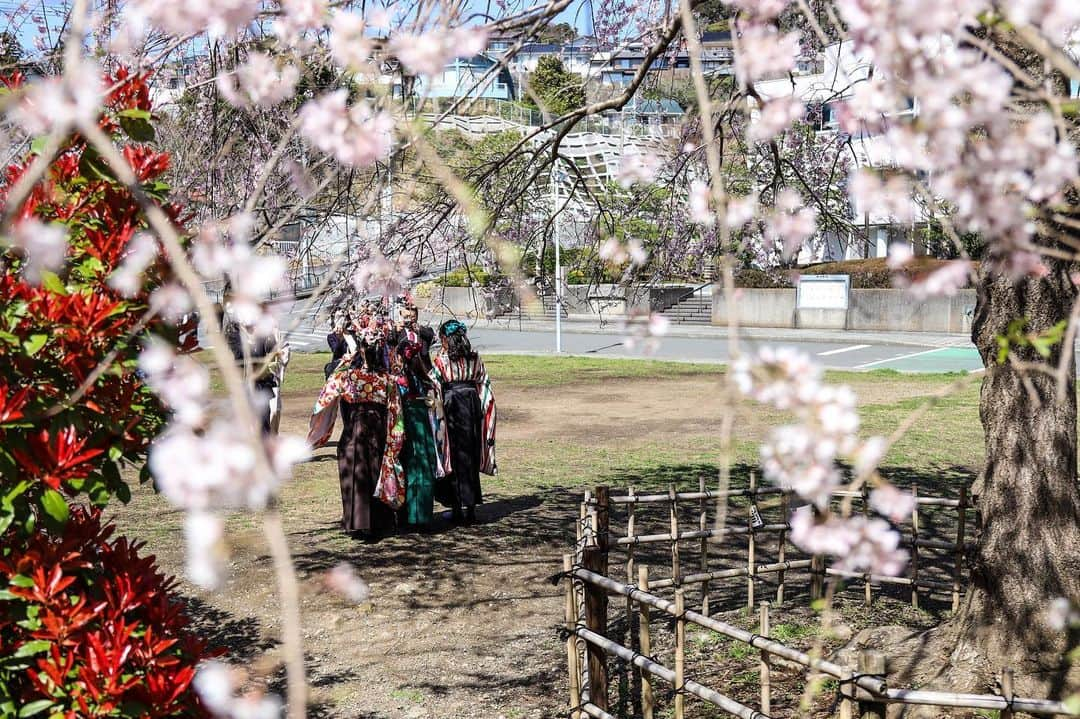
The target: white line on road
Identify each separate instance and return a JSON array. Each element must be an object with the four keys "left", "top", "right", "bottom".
[
  {"left": 853, "top": 346, "right": 944, "bottom": 369},
  {"left": 817, "top": 344, "right": 871, "bottom": 357}
]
